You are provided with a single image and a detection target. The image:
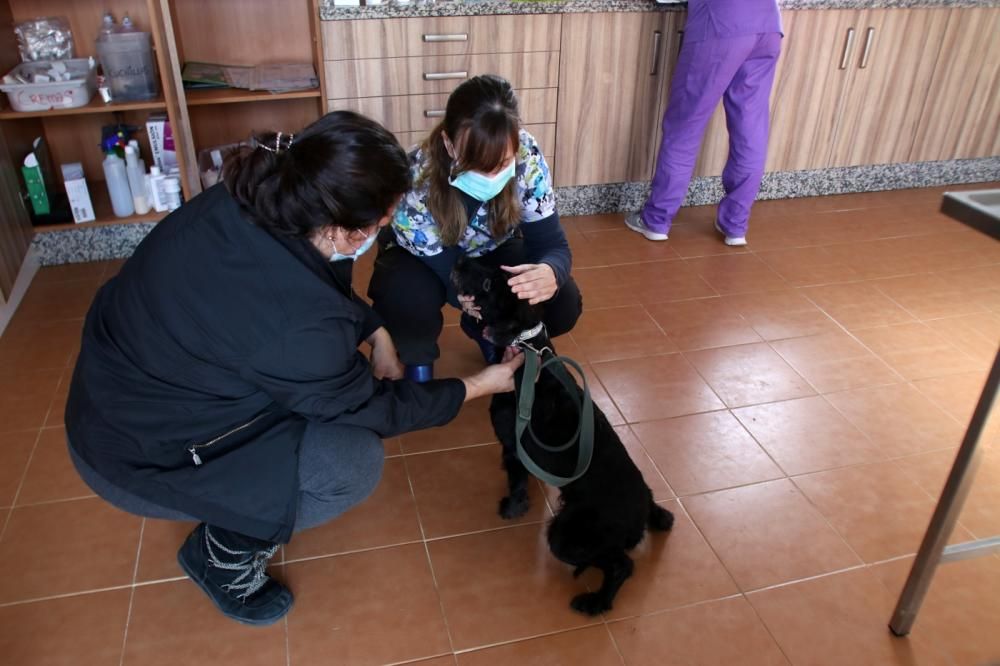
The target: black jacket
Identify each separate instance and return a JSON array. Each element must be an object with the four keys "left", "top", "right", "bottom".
[{"left": 66, "top": 184, "right": 465, "bottom": 542}]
